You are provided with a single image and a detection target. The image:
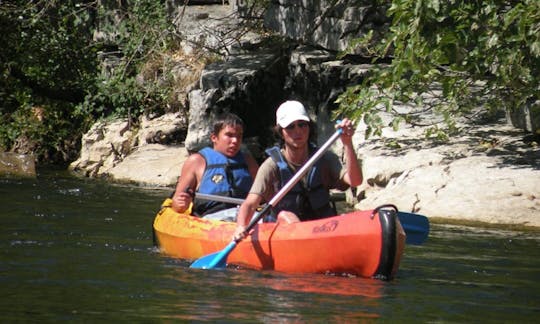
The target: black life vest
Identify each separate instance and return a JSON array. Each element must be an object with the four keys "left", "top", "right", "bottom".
[{"left": 265, "top": 146, "right": 336, "bottom": 221}]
